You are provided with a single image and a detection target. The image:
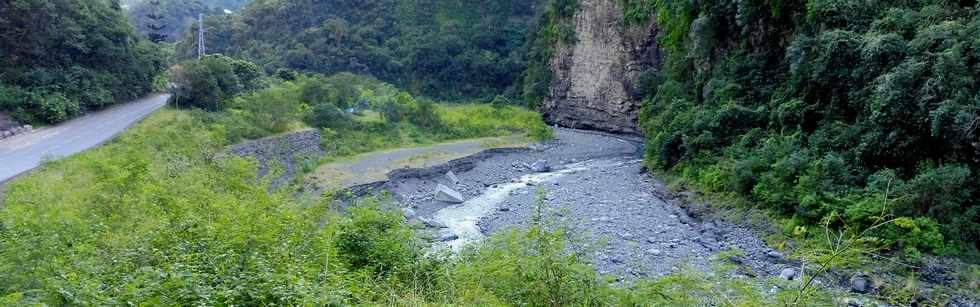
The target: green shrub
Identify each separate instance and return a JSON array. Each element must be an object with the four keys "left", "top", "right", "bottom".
[
  {"left": 640, "top": 0, "right": 980, "bottom": 253},
  {"left": 305, "top": 103, "right": 352, "bottom": 129},
  {"left": 0, "top": 0, "right": 166, "bottom": 124},
  {"left": 335, "top": 202, "right": 420, "bottom": 276},
  {"left": 171, "top": 55, "right": 264, "bottom": 111},
  {"left": 37, "top": 92, "right": 81, "bottom": 123}
]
